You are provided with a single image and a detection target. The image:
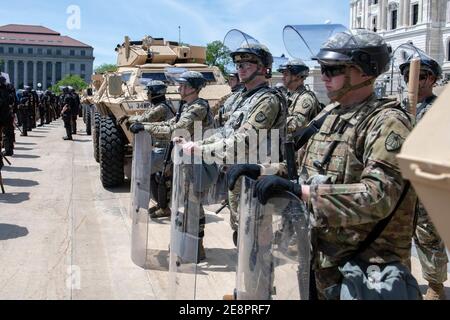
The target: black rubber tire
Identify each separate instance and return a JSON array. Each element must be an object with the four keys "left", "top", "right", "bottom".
[
  {"left": 93, "top": 111, "right": 101, "bottom": 163},
  {"left": 85, "top": 106, "right": 92, "bottom": 136},
  {"left": 99, "top": 116, "right": 124, "bottom": 188}
]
